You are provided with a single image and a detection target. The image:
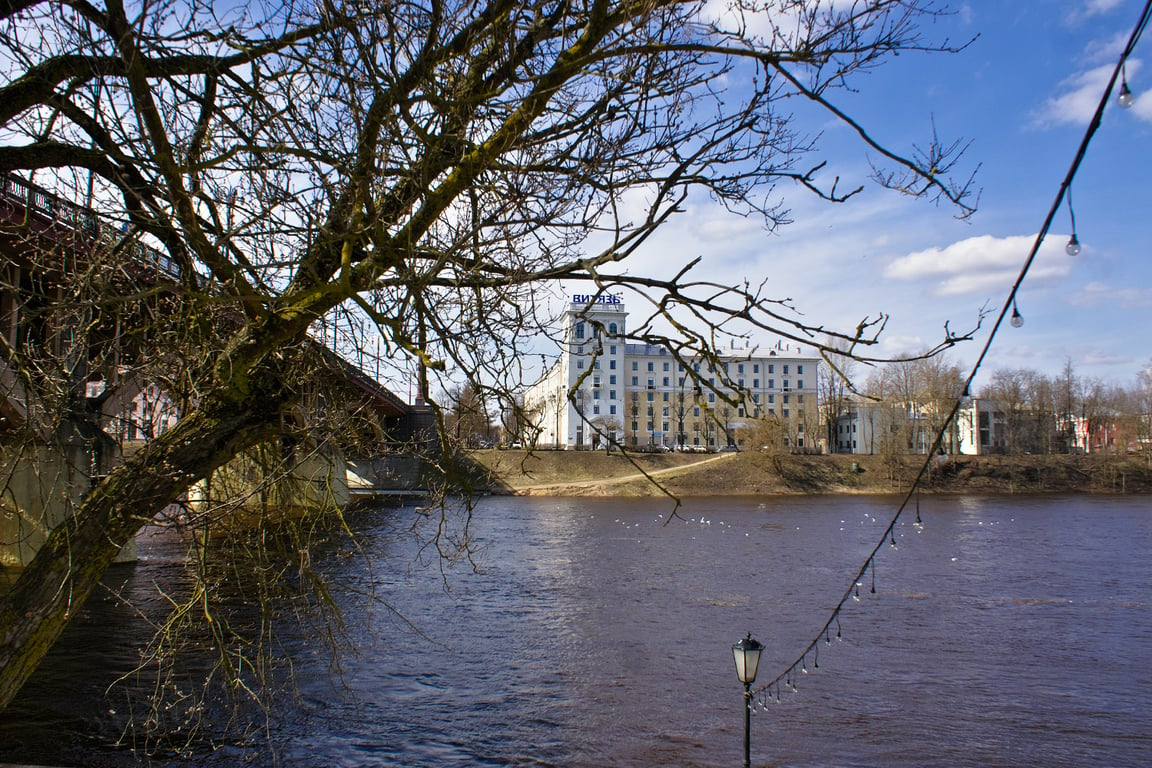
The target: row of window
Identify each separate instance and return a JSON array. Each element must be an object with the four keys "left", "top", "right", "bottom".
[
  {"left": 586, "top": 388, "right": 805, "bottom": 405},
  {"left": 578, "top": 402, "right": 806, "bottom": 420},
  {"left": 627, "top": 360, "right": 804, "bottom": 375},
  {"left": 573, "top": 322, "right": 620, "bottom": 339},
  {"left": 618, "top": 375, "right": 805, "bottom": 391},
  {"left": 627, "top": 412, "right": 807, "bottom": 432}
]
